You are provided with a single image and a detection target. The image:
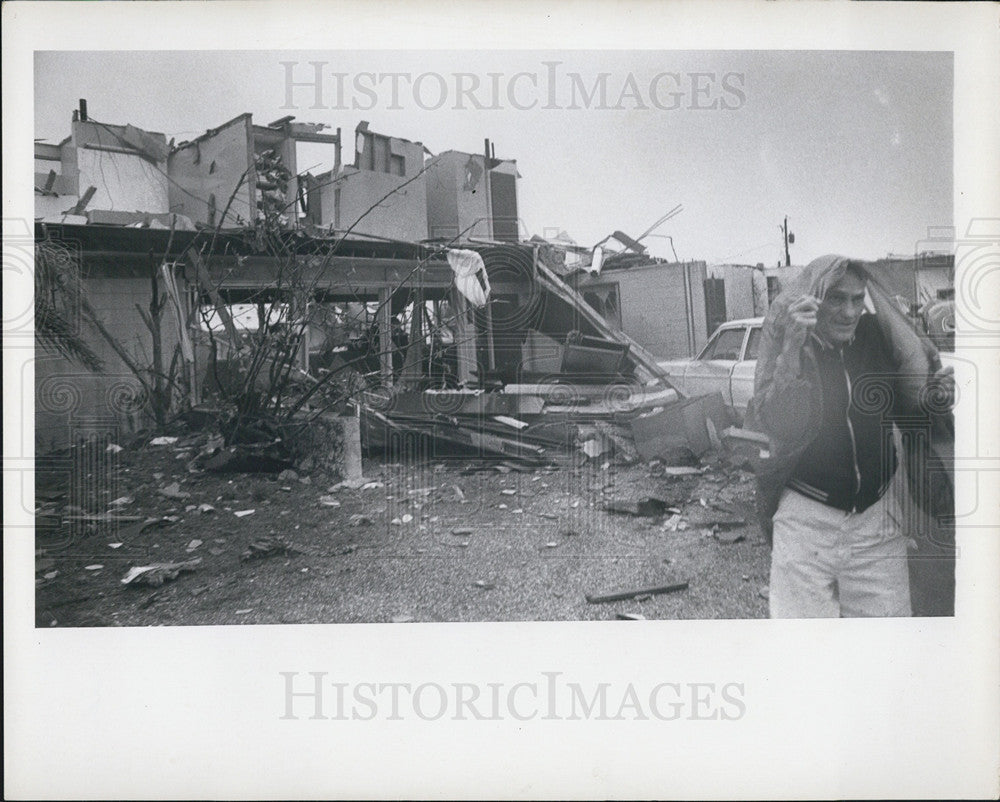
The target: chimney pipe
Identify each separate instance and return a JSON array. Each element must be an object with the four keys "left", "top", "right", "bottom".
[{"left": 79, "top": 99, "right": 88, "bottom": 121}]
